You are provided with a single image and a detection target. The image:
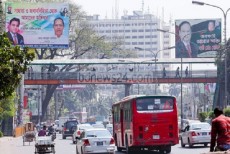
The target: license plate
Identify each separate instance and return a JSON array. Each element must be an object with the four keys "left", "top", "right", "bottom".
[
  {"left": 97, "top": 141, "right": 103, "bottom": 146},
  {"left": 202, "top": 132, "right": 207, "bottom": 135},
  {"left": 153, "top": 135, "right": 160, "bottom": 139}
]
